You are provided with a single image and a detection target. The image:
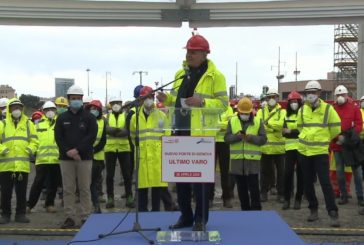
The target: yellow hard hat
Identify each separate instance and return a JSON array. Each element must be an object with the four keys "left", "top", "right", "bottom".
[
  {"left": 55, "top": 96, "right": 69, "bottom": 106},
  {"left": 237, "top": 97, "right": 253, "bottom": 114}
]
